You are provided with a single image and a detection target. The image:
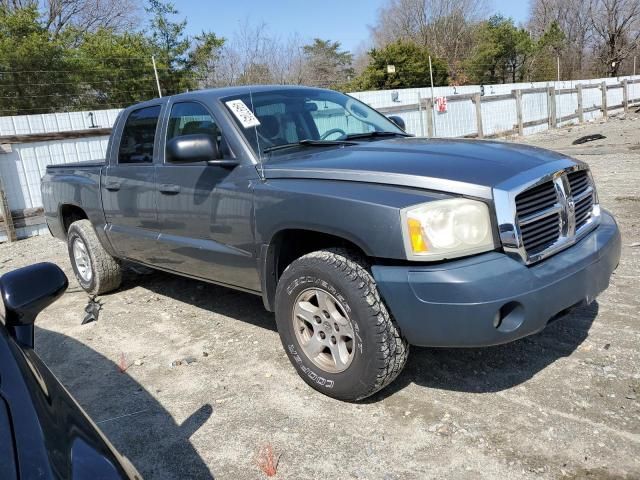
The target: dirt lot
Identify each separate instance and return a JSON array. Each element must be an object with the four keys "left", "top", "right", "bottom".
[{"left": 1, "top": 116, "right": 639, "bottom": 479}]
